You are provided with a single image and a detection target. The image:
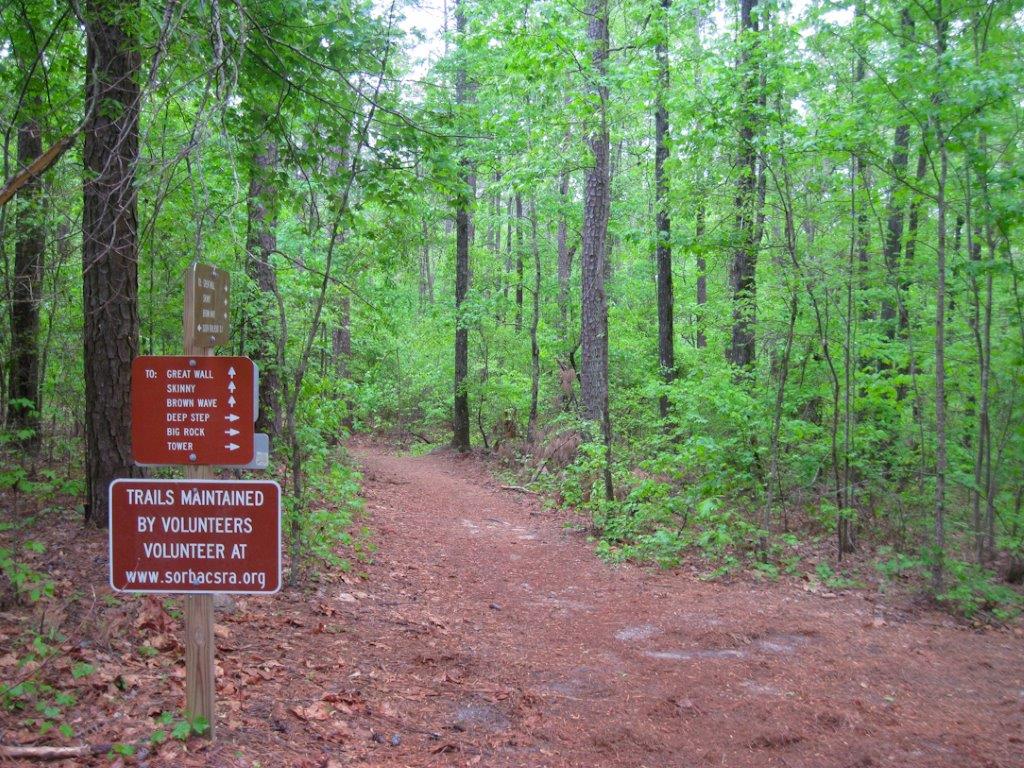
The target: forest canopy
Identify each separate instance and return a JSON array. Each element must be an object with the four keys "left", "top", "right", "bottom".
[{"left": 1, "top": 0, "right": 1023, "bottom": 611}]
